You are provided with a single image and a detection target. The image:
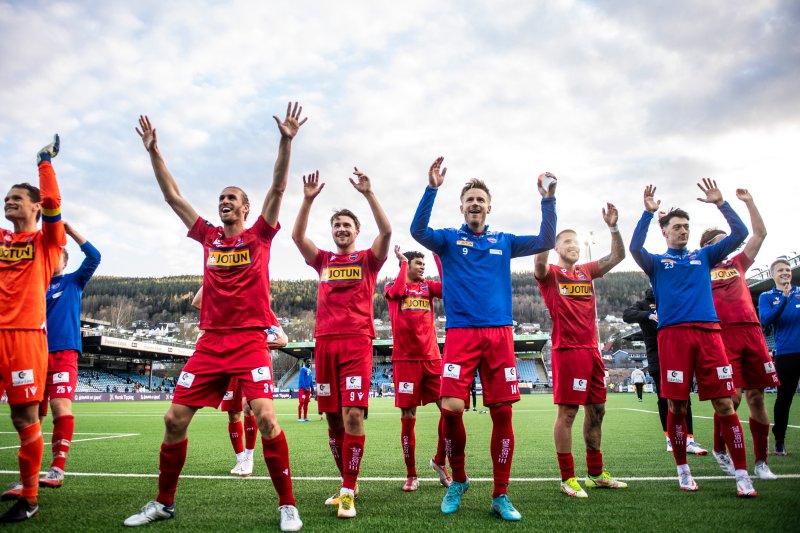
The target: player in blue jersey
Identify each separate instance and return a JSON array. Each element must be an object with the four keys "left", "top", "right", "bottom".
[
  {"left": 297, "top": 359, "right": 313, "bottom": 421},
  {"left": 630, "top": 180, "right": 756, "bottom": 497},
  {"left": 411, "top": 157, "right": 556, "bottom": 520},
  {"left": 759, "top": 258, "right": 800, "bottom": 456}
]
